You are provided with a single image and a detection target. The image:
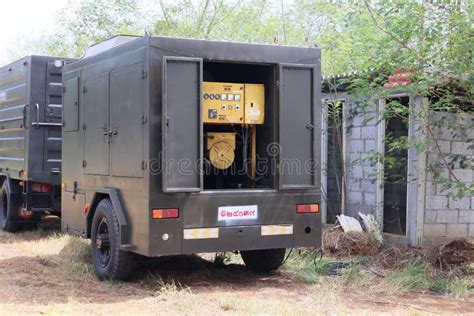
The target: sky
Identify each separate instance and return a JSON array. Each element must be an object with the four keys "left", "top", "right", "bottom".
[{"left": 0, "top": 0, "right": 69, "bottom": 63}]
